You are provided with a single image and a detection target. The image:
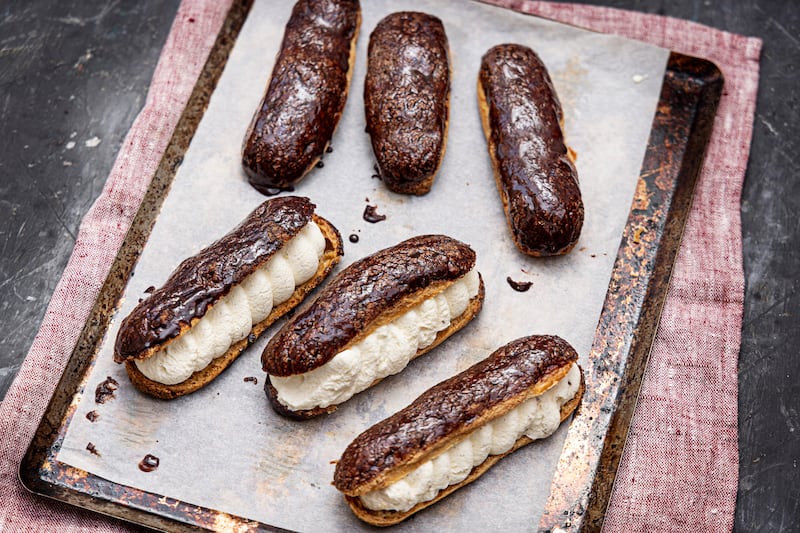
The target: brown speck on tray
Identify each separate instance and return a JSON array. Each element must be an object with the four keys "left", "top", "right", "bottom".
[
  {"left": 86, "top": 442, "right": 100, "bottom": 456},
  {"left": 243, "top": 376, "right": 258, "bottom": 385},
  {"left": 95, "top": 376, "right": 119, "bottom": 404},
  {"left": 139, "top": 454, "right": 160, "bottom": 473},
  {"left": 506, "top": 277, "right": 533, "bottom": 292},
  {"left": 363, "top": 205, "right": 386, "bottom": 223},
  {"left": 86, "top": 410, "right": 99, "bottom": 422}
]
